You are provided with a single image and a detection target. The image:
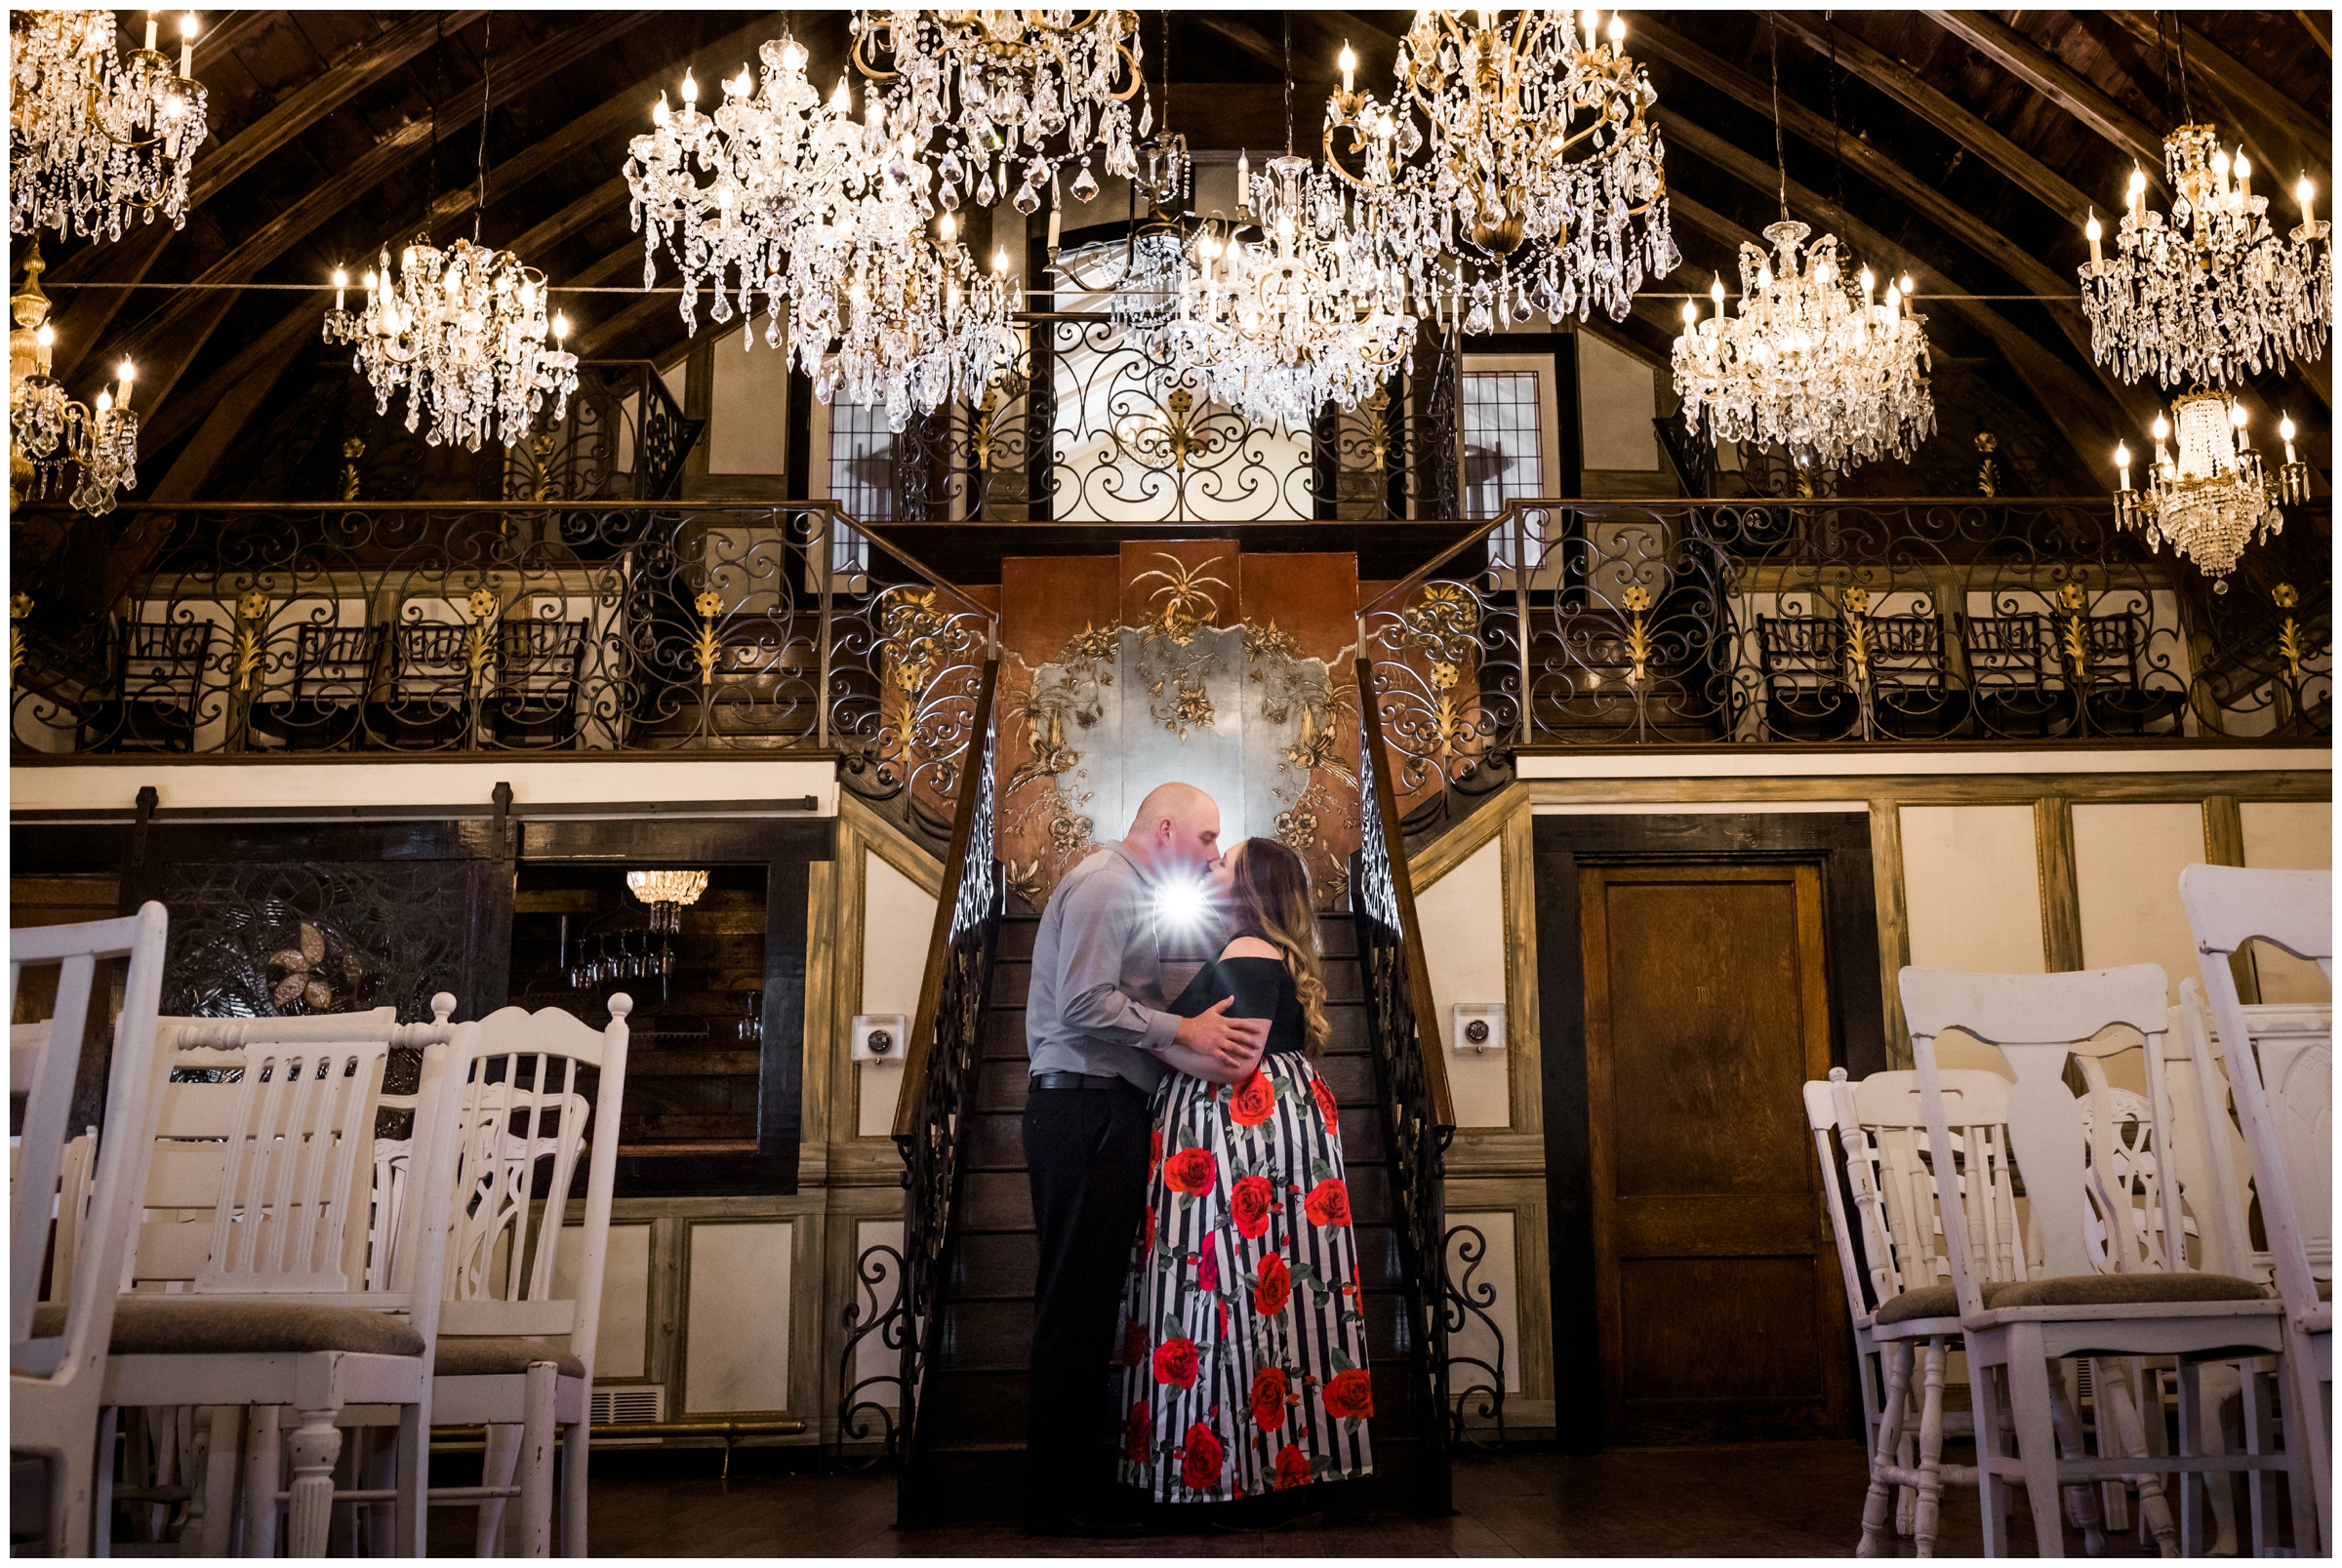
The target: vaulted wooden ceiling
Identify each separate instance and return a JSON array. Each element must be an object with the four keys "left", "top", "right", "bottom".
[{"left": 12, "top": 9, "right": 2333, "bottom": 503}]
